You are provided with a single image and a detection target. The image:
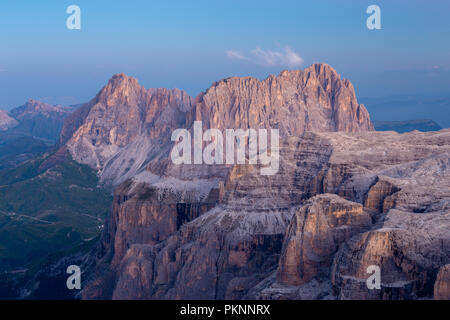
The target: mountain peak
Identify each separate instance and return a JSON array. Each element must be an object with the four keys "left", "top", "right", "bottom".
[
  {"left": 63, "top": 64, "right": 372, "bottom": 183},
  {"left": 277, "top": 63, "right": 338, "bottom": 77},
  {"left": 93, "top": 73, "right": 143, "bottom": 107},
  {"left": 108, "top": 73, "right": 139, "bottom": 88},
  {"left": 10, "top": 99, "right": 69, "bottom": 120},
  {"left": 310, "top": 63, "right": 336, "bottom": 73},
  {"left": 191, "top": 63, "right": 373, "bottom": 134},
  {"left": 3, "top": 100, "right": 73, "bottom": 141}
]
